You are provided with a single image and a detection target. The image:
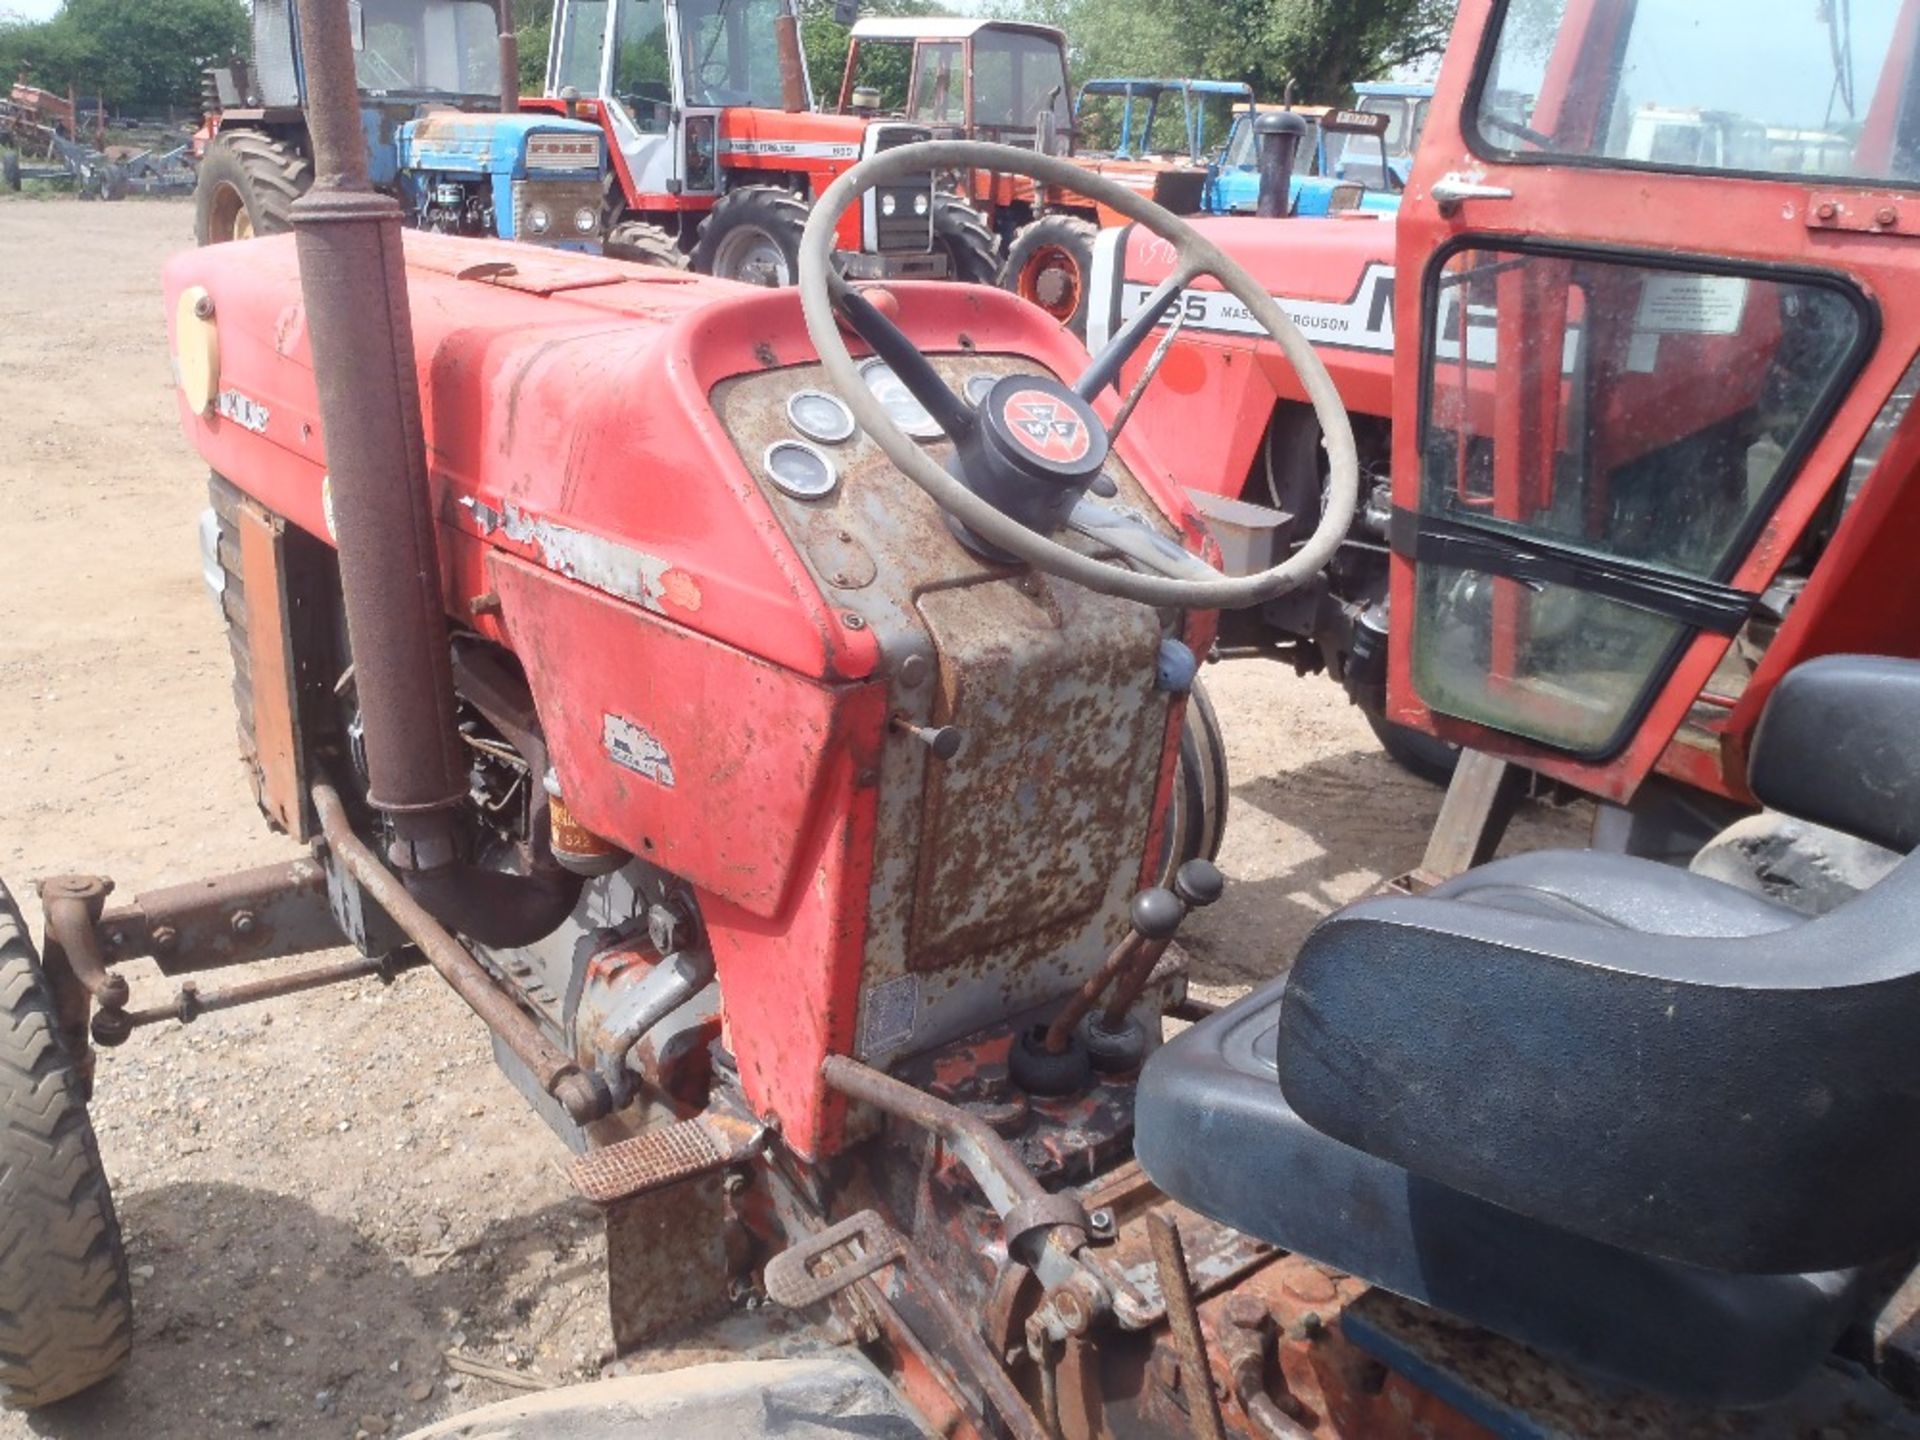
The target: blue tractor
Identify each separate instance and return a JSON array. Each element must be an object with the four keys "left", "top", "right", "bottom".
[
  {"left": 194, "top": 0, "right": 608, "bottom": 248},
  {"left": 1338, "top": 79, "right": 1433, "bottom": 189},
  {"left": 1203, "top": 103, "right": 1404, "bottom": 217}
]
